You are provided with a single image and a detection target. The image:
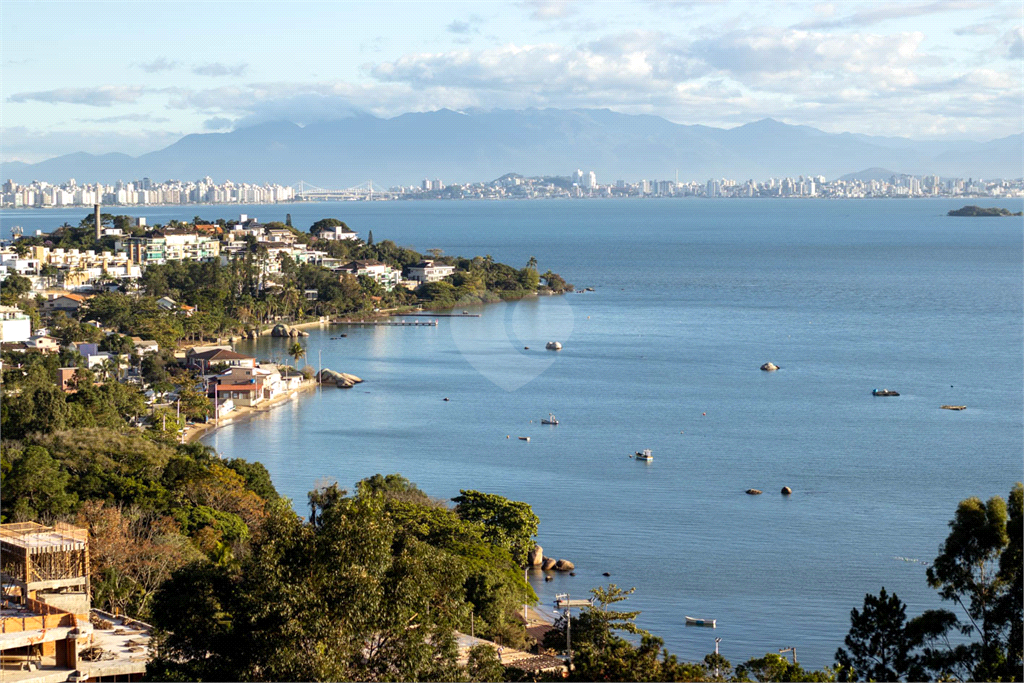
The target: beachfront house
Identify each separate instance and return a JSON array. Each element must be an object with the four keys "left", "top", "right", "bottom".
[
  {"left": 406, "top": 260, "right": 456, "bottom": 284},
  {"left": 188, "top": 347, "right": 257, "bottom": 374},
  {"left": 208, "top": 367, "right": 267, "bottom": 407},
  {"left": 335, "top": 259, "right": 402, "bottom": 291}
]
